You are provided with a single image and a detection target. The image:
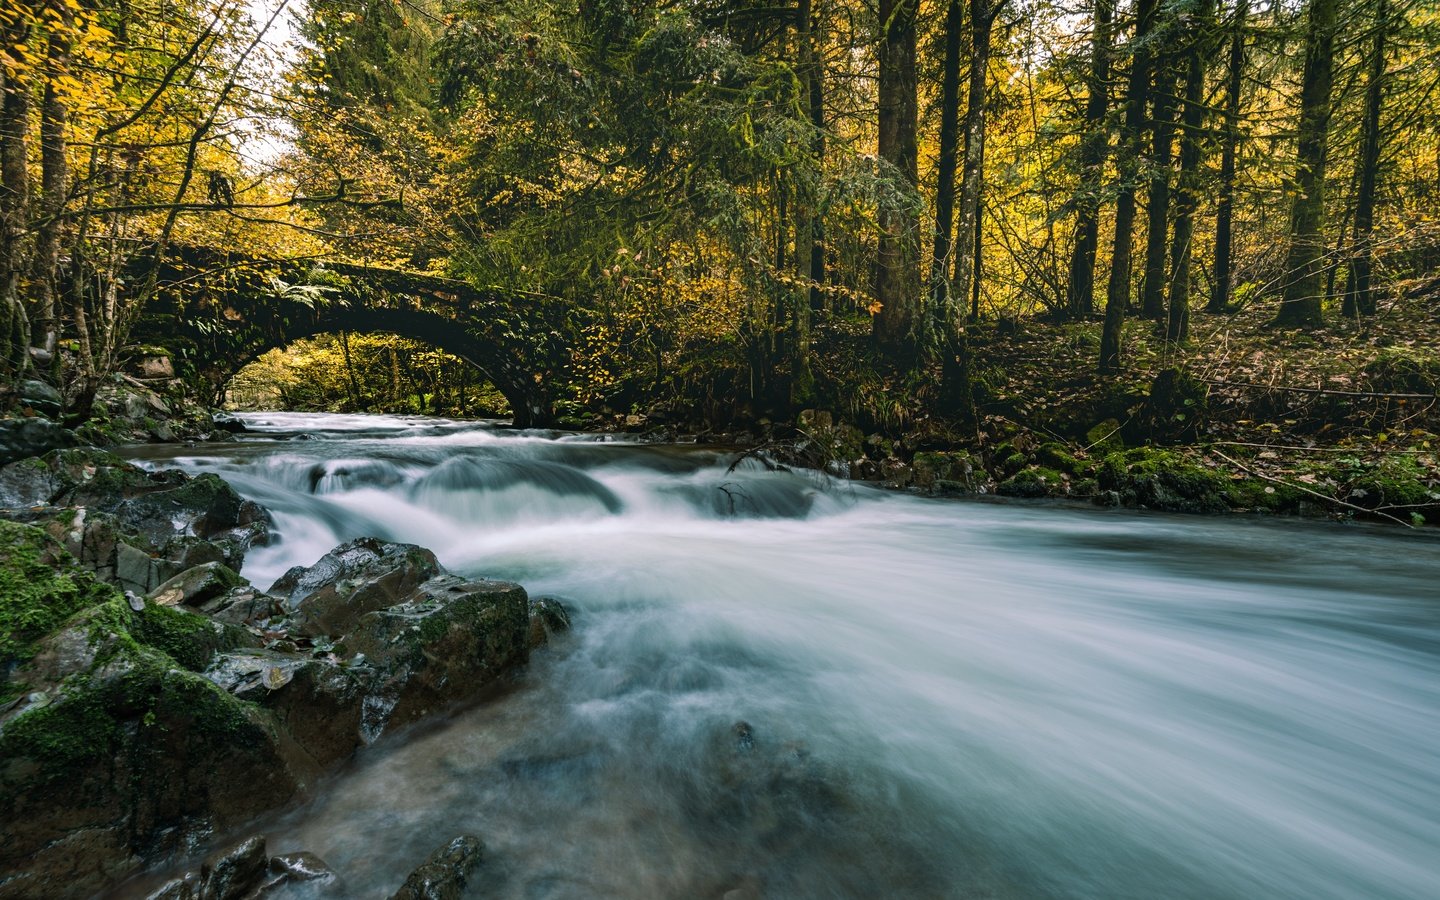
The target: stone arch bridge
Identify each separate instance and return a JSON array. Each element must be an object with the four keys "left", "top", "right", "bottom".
[{"left": 131, "top": 249, "right": 574, "bottom": 427}]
